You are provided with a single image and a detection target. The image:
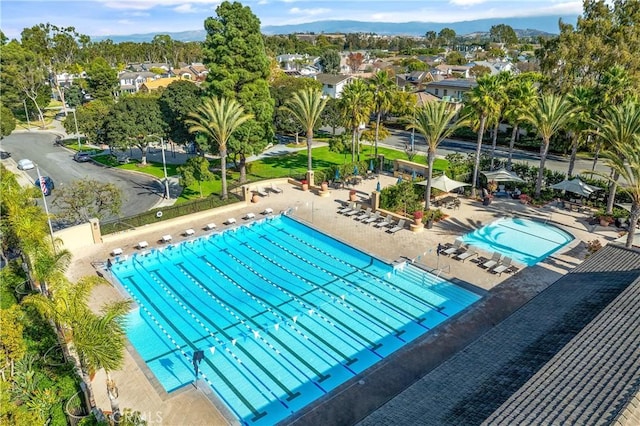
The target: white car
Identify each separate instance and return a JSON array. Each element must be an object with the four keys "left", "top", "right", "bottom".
[{"left": 17, "top": 159, "right": 35, "bottom": 170}]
